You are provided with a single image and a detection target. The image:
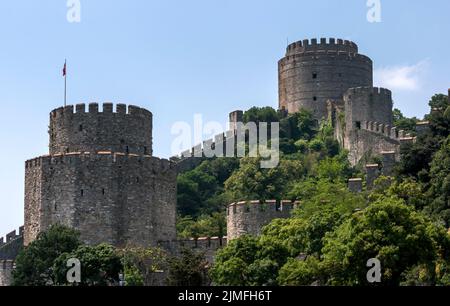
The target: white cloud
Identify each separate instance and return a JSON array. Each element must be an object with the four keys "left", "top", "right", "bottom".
[{"left": 374, "top": 59, "right": 430, "bottom": 91}]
